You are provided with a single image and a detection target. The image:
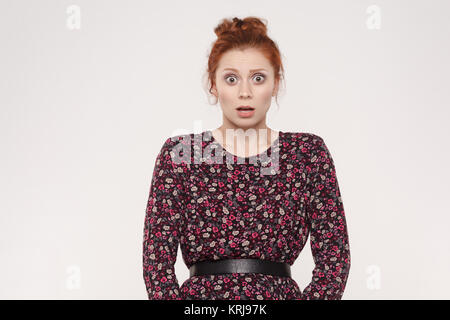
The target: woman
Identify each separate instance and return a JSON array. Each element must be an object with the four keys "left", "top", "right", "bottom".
[{"left": 143, "top": 16, "right": 351, "bottom": 300}]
